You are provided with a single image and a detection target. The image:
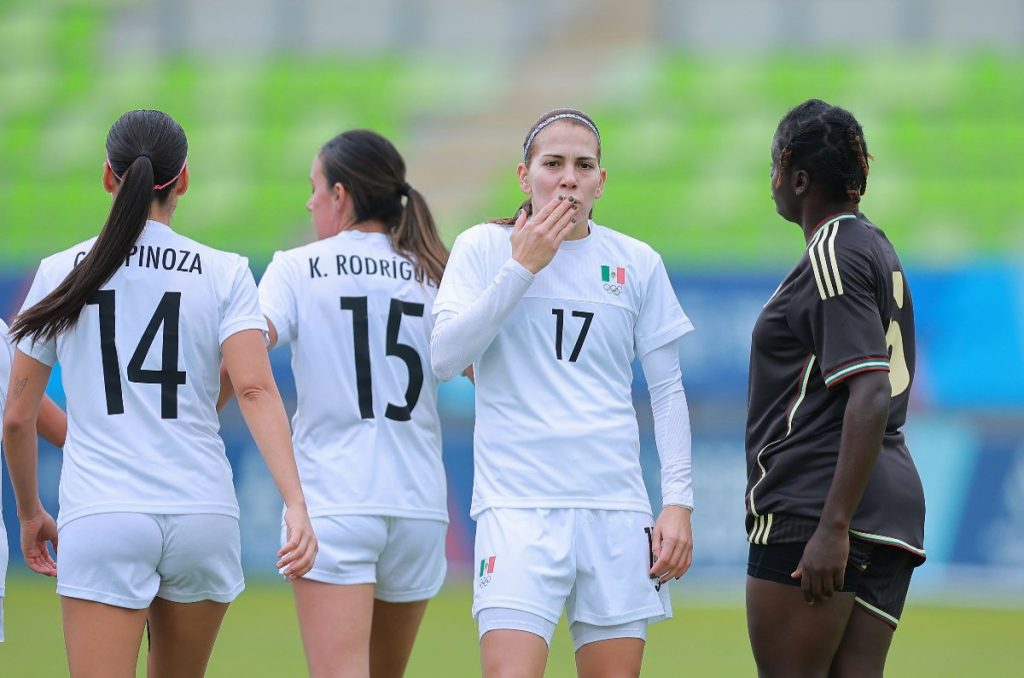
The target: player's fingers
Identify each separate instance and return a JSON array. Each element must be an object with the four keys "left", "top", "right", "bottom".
[
  {"left": 676, "top": 547, "right": 694, "bottom": 579},
  {"left": 512, "top": 208, "right": 528, "bottom": 232},
  {"left": 530, "top": 195, "right": 565, "bottom": 226},
  {"left": 537, "top": 196, "right": 574, "bottom": 232},
  {"left": 832, "top": 569, "right": 844, "bottom": 596}
]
